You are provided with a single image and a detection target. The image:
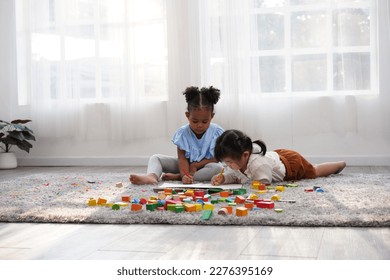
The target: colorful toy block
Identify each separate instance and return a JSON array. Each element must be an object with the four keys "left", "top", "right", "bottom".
[
  {"left": 276, "top": 186, "right": 285, "bottom": 192},
  {"left": 218, "top": 208, "right": 229, "bottom": 215},
  {"left": 164, "top": 199, "right": 182, "bottom": 210},
  {"left": 184, "top": 203, "right": 196, "bottom": 212},
  {"left": 249, "top": 193, "right": 259, "bottom": 200},
  {"left": 122, "top": 195, "right": 131, "bottom": 202},
  {"left": 139, "top": 198, "right": 147, "bottom": 205},
  {"left": 88, "top": 198, "right": 97, "bottom": 206},
  {"left": 236, "top": 207, "right": 248, "bottom": 217},
  {"left": 220, "top": 190, "right": 230, "bottom": 197},
  {"left": 115, "top": 182, "right": 123, "bottom": 188},
  {"left": 271, "top": 194, "right": 281, "bottom": 201},
  {"left": 146, "top": 203, "right": 158, "bottom": 211},
  {"left": 97, "top": 198, "right": 107, "bottom": 205},
  {"left": 233, "top": 188, "right": 247, "bottom": 195},
  {"left": 112, "top": 204, "right": 120, "bottom": 210},
  {"left": 131, "top": 203, "right": 142, "bottom": 211},
  {"left": 274, "top": 208, "right": 284, "bottom": 213},
  {"left": 222, "top": 206, "right": 233, "bottom": 214},
  {"left": 244, "top": 202, "right": 254, "bottom": 210},
  {"left": 201, "top": 210, "right": 213, "bottom": 220},
  {"left": 256, "top": 201, "right": 274, "bottom": 209},
  {"left": 203, "top": 203, "right": 214, "bottom": 211},
  {"left": 174, "top": 205, "right": 185, "bottom": 213},
  {"left": 194, "top": 203, "right": 203, "bottom": 211},
  {"left": 304, "top": 188, "right": 314, "bottom": 192},
  {"left": 194, "top": 190, "right": 205, "bottom": 197},
  {"left": 185, "top": 190, "right": 194, "bottom": 197},
  {"left": 234, "top": 195, "right": 246, "bottom": 204}
]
